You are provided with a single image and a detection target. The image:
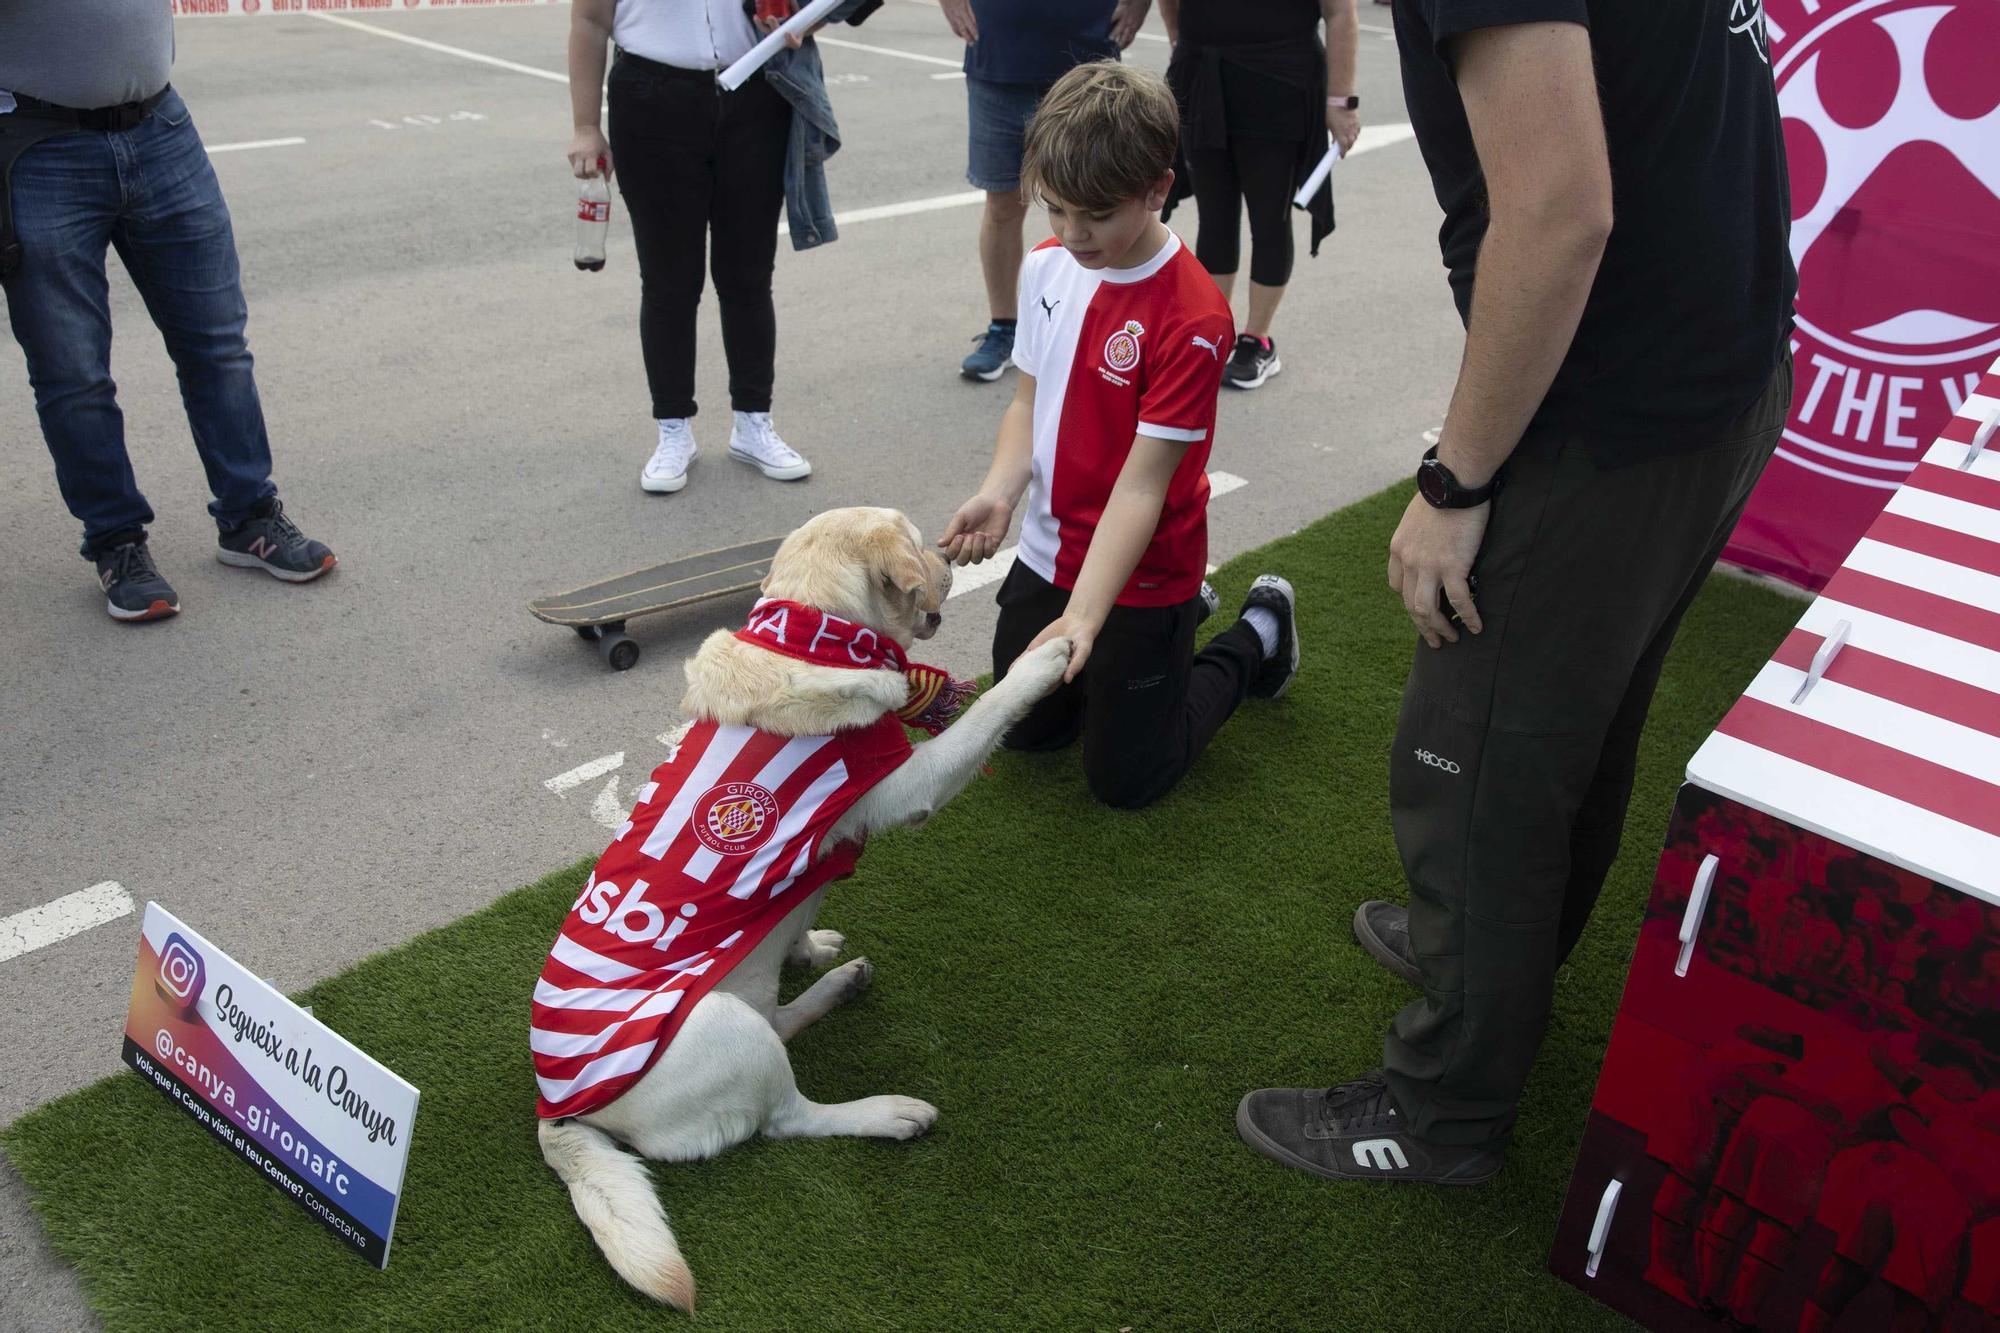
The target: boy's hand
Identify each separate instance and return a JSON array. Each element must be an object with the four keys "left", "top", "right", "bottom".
[
  {"left": 1025, "top": 614, "right": 1097, "bottom": 683},
  {"left": 940, "top": 494, "right": 1012, "bottom": 566}
]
